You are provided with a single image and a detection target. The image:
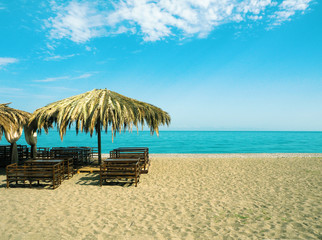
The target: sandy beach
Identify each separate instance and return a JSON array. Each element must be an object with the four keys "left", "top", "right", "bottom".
[{"left": 0, "top": 154, "right": 321, "bottom": 239}]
